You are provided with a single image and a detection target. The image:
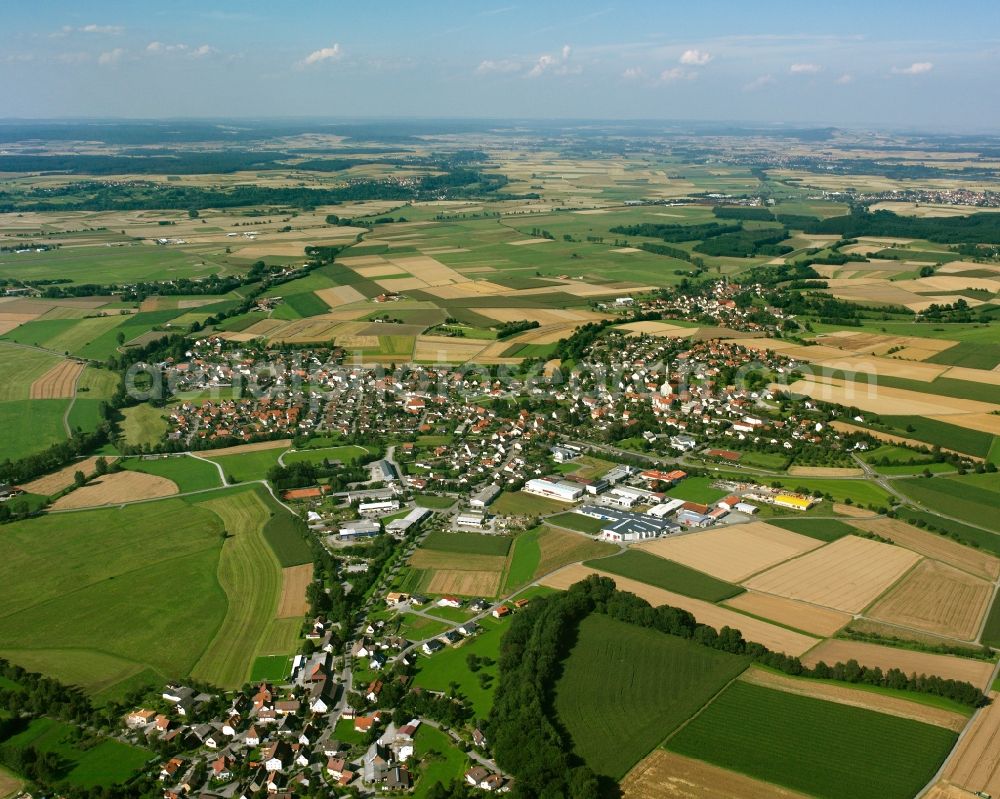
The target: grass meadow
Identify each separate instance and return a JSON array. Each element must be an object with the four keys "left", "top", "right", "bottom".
[
  {"left": 120, "top": 454, "right": 222, "bottom": 492},
  {"left": 768, "top": 517, "right": 856, "bottom": 542},
  {"left": 896, "top": 475, "right": 1000, "bottom": 533},
  {"left": 0, "top": 717, "right": 151, "bottom": 788},
  {"left": 119, "top": 404, "right": 169, "bottom": 448},
  {"left": 0, "top": 498, "right": 226, "bottom": 695},
  {"left": 665, "top": 681, "right": 957, "bottom": 799},
  {"left": 555, "top": 614, "right": 750, "bottom": 779},
  {"left": 422, "top": 530, "right": 512, "bottom": 557}
]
